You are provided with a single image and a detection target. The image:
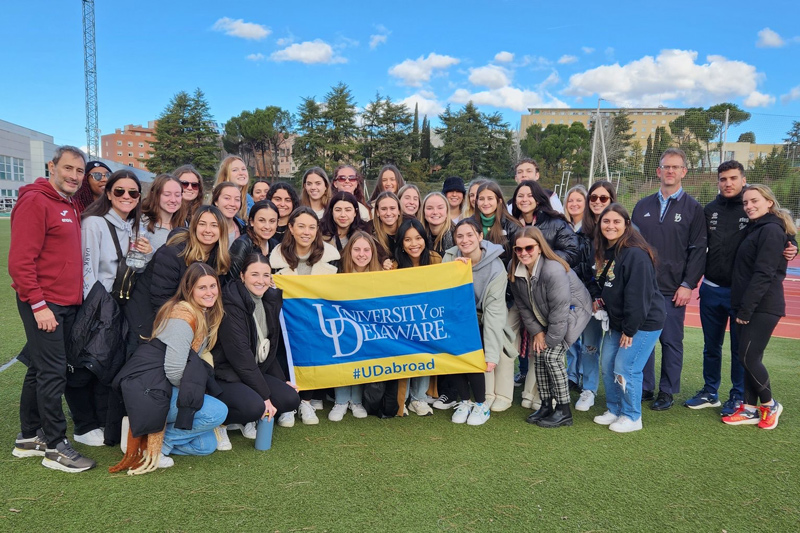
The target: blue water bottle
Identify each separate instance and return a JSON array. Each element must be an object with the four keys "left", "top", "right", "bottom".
[{"left": 255, "top": 416, "right": 274, "bottom": 451}]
